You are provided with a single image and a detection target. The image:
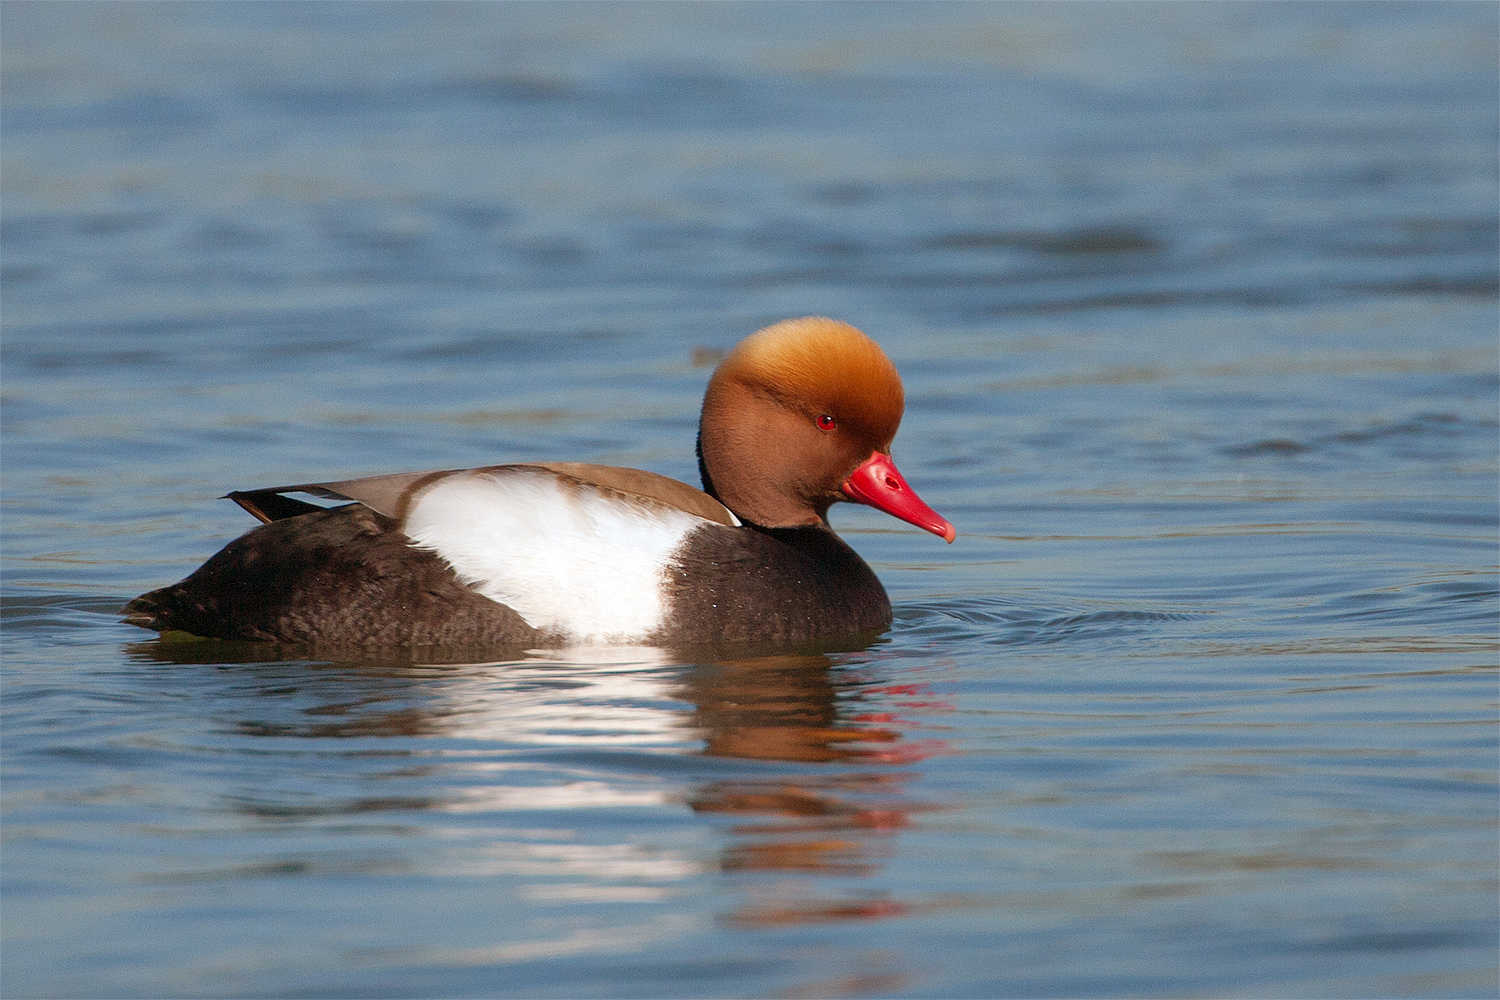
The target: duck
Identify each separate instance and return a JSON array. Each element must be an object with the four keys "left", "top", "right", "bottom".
[{"left": 121, "top": 317, "right": 955, "bottom": 650}]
